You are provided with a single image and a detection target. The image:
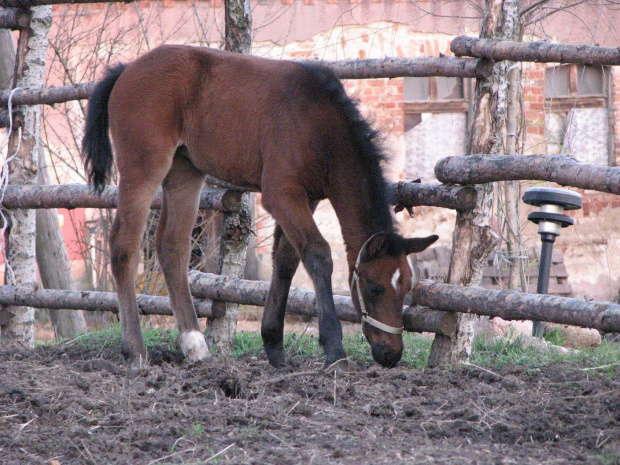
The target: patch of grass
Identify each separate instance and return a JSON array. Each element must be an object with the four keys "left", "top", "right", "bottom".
[
  {"left": 236, "top": 426, "right": 264, "bottom": 437},
  {"left": 471, "top": 334, "right": 620, "bottom": 378},
  {"left": 231, "top": 330, "right": 324, "bottom": 359},
  {"left": 58, "top": 323, "right": 620, "bottom": 377},
  {"left": 231, "top": 330, "right": 432, "bottom": 368},
  {"left": 231, "top": 331, "right": 264, "bottom": 358},
  {"left": 285, "top": 331, "right": 321, "bottom": 358},
  {"left": 401, "top": 333, "right": 433, "bottom": 369},
  {"left": 471, "top": 334, "right": 535, "bottom": 367},
  {"left": 71, "top": 323, "right": 178, "bottom": 352},
  {"left": 544, "top": 327, "right": 567, "bottom": 346},
  {"left": 575, "top": 340, "right": 620, "bottom": 378},
  {"left": 341, "top": 332, "right": 432, "bottom": 368},
  {"left": 189, "top": 422, "right": 205, "bottom": 437}
]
